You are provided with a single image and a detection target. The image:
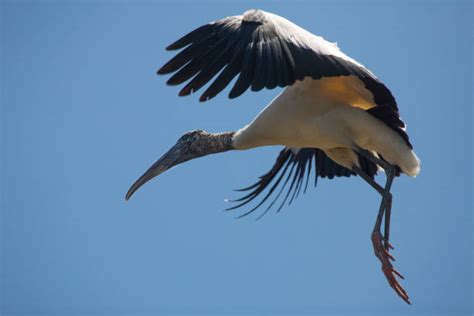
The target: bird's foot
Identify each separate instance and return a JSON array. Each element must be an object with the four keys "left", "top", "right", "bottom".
[{"left": 371, "top": 231, "right": 411, "bottom": 304}]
